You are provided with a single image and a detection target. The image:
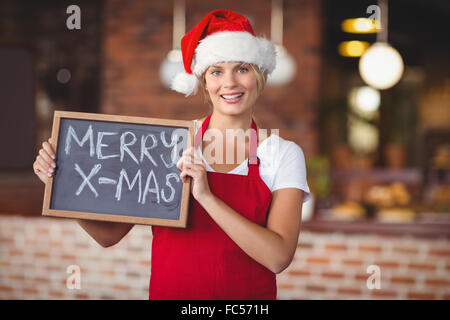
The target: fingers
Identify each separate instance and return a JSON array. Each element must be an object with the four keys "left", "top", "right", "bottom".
[
  {"left": 39, "top": 148, "right": 54, "bottom": 164},
  {"left": 183, "top": 147, "right": 203, "bottom": 163},
  {"left": 35, "top": 168, "right": 49, "bottom": 183},
  {"left": 179, "top": 168, "right": 189, "bottom": 183},
  {"left": 42, "top": 139, "right": 56, "bottom": 159},
  {"left": 180, "top": 166, "right": 201, "bottom": 183},
  {"left": 179, "top": 161, "right": 206, "bottom": 183},
  {"left": 33, "top": 158, "right": 48, "bottom": 184},
  {"left": 35, "top": 155, "right": 51, "bottom": 173},
  {"left": 34, "top": 156, "right": 54, "bottom": 176},
  {"left": 177, "top": 147, "right": 203, "bottom": 171},
  {"left": 33, "top": 138, "right": 57, "bottom": 182}
]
